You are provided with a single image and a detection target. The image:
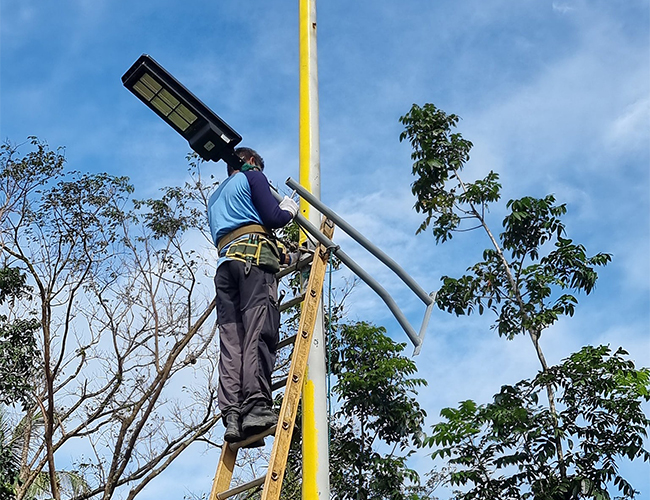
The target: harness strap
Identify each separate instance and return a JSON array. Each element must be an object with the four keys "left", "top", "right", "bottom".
[{"left": 217, "top": 224, "right": 273, "bottom": 252}]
